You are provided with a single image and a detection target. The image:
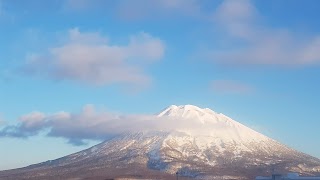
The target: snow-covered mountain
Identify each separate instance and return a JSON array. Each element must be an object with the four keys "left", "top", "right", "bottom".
[{"left": 1, "top": 105, "right": 320, "bottom": 180}]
